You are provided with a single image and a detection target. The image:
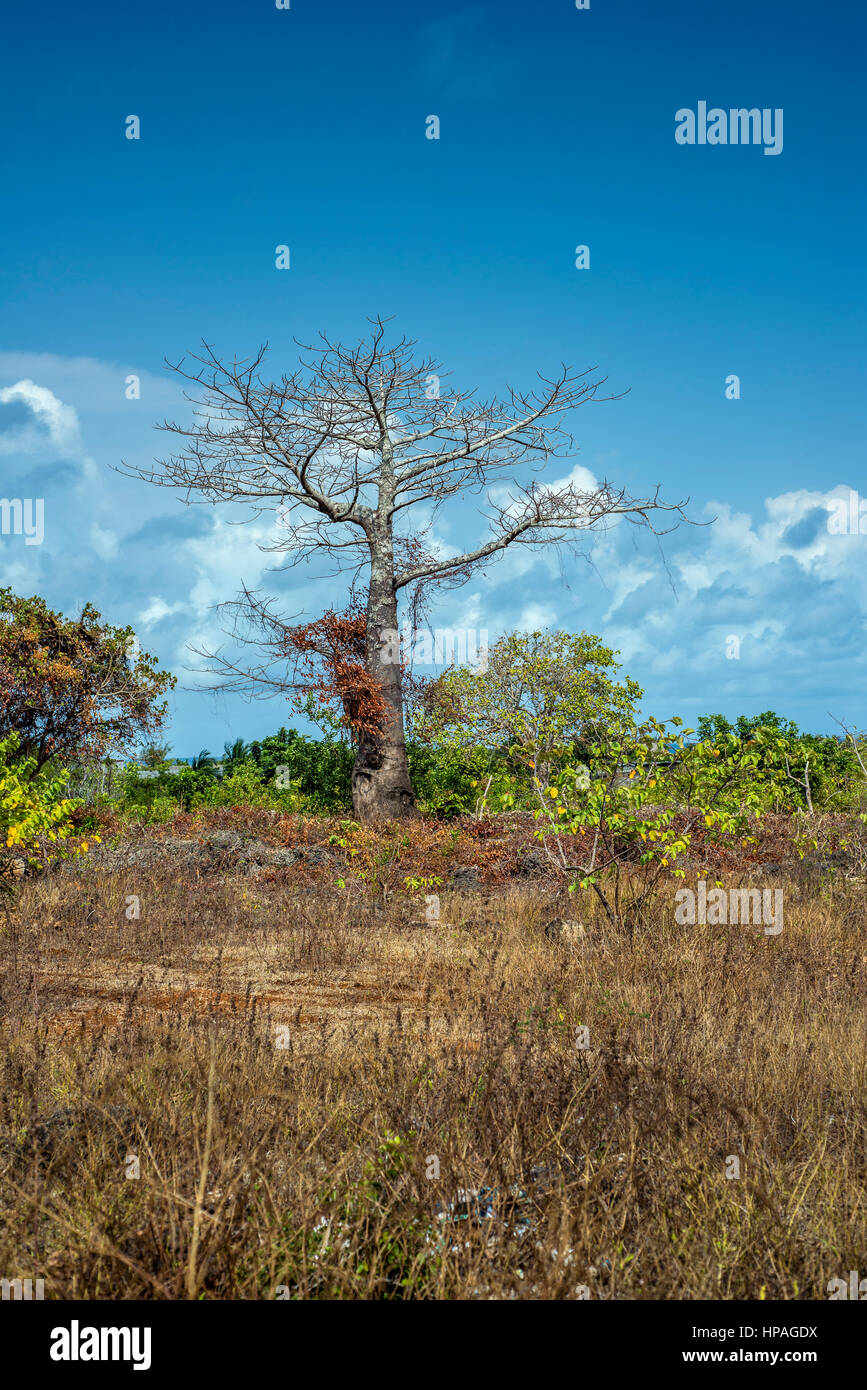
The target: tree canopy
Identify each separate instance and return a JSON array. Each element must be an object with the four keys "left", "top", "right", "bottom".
[
  {"left": 0, "top": 588, "right": 175, "bottom": 774},
  {"left": 418, "top": 629, "right": 643, "bottom": 790}
]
